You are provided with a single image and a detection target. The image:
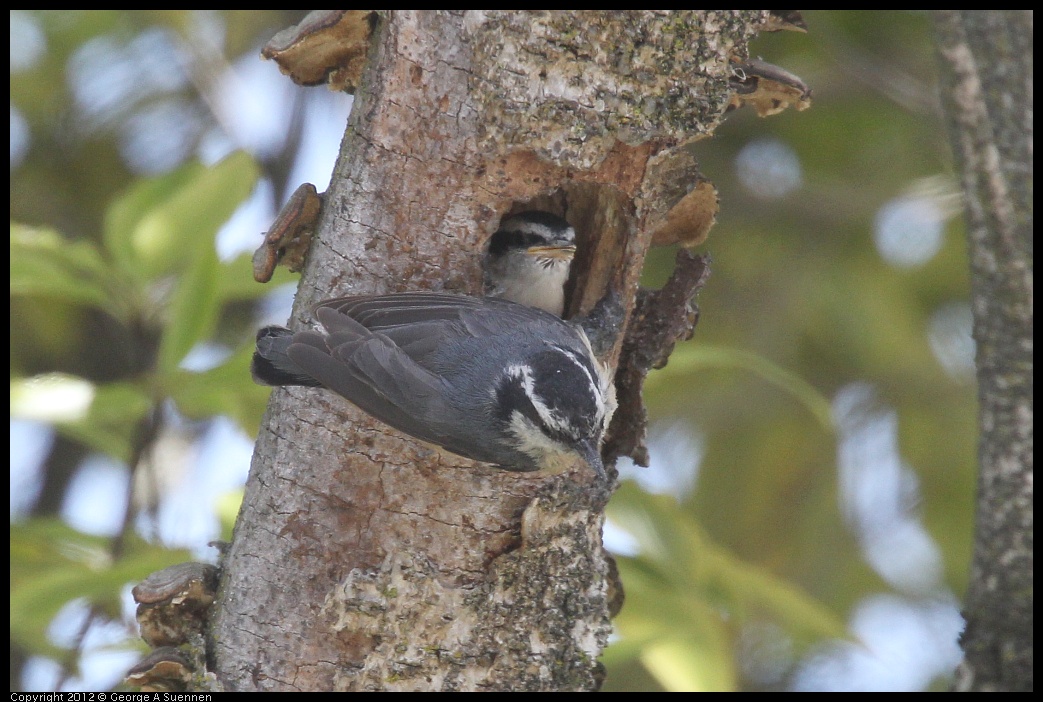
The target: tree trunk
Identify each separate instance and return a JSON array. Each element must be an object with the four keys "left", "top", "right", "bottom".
[
  {"left": 210, "top": 10, "right": 768, "bottom": 691},
  {"left": 931, "top": 10, "right": 1033, "bottom": 693}
]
